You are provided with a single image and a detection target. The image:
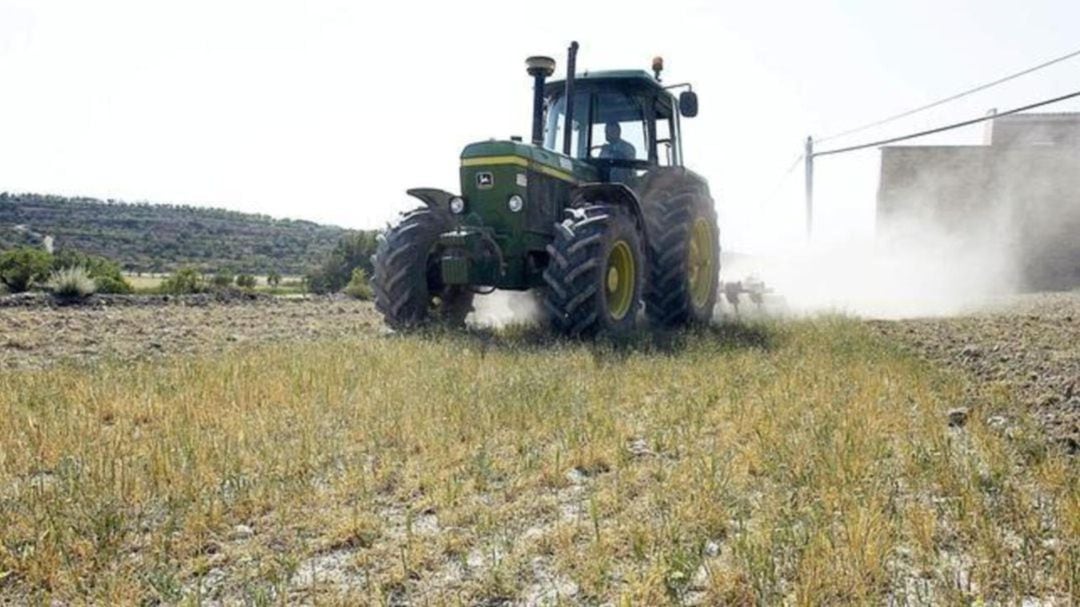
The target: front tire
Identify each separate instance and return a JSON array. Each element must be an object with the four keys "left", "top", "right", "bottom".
[
  {"left": 644, "top": 192, "right": 720, "bottom": 327},
  {"left": 372, "top": 207, "right": 473, "bottom": 329},
  {"left": 542, "top": 205, "right": 644, "bottom": 337}
]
